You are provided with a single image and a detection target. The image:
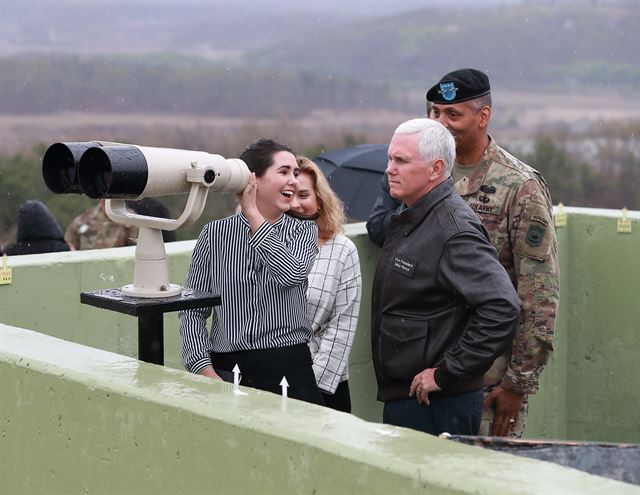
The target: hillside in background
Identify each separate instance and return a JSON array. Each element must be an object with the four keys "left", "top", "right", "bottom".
[
  {"left": 247, "top": 3, "right": 639, "bottom": 89},
  {"left": 0, "top": 0, "right": 414, "bottom": 58},
  {"left": 0, "top": 54, "right": 397, "bottom": 117},
  {"left": 1, "top": 2, "right": 638, "bottom": 119}
]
